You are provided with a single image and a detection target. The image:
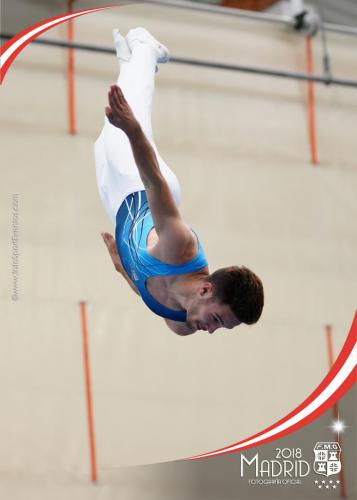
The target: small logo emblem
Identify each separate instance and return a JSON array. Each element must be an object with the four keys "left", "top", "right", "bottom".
[
  {"left": 131, "top": 270, "right": 138, "bottom": 281},
  {"left": 313, "top": 442, "right": 341, "bottom": 477}
]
